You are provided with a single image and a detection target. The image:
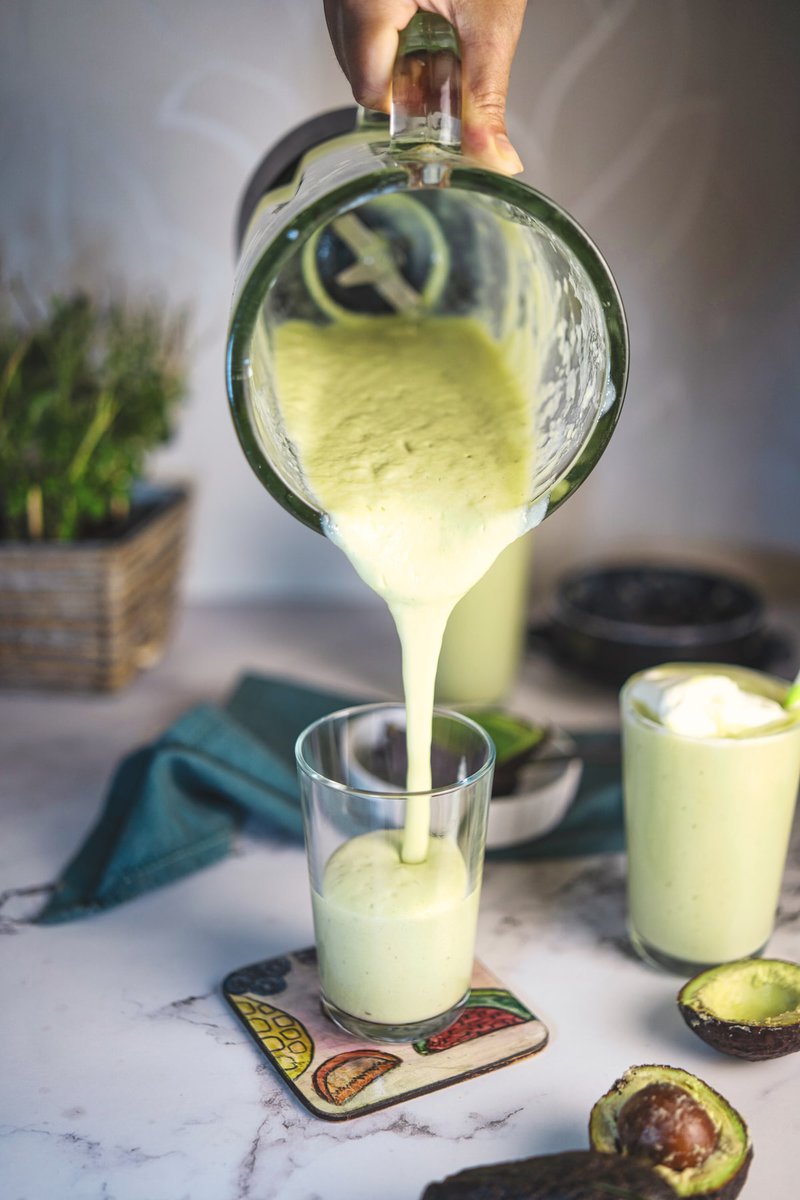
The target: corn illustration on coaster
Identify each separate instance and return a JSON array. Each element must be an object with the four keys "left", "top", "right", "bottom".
[{"left": 223, "top": 949, "right": 548, "bottom": 1121}]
